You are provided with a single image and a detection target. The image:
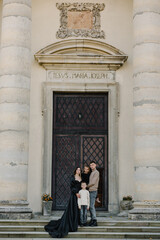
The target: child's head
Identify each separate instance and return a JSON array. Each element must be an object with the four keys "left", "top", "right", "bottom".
[
  {"left": 81, "top": 182, "right": 87, "bottom": 190},
  {"left": 84, "top": 165, "right": 90, "bottom": 174}
]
